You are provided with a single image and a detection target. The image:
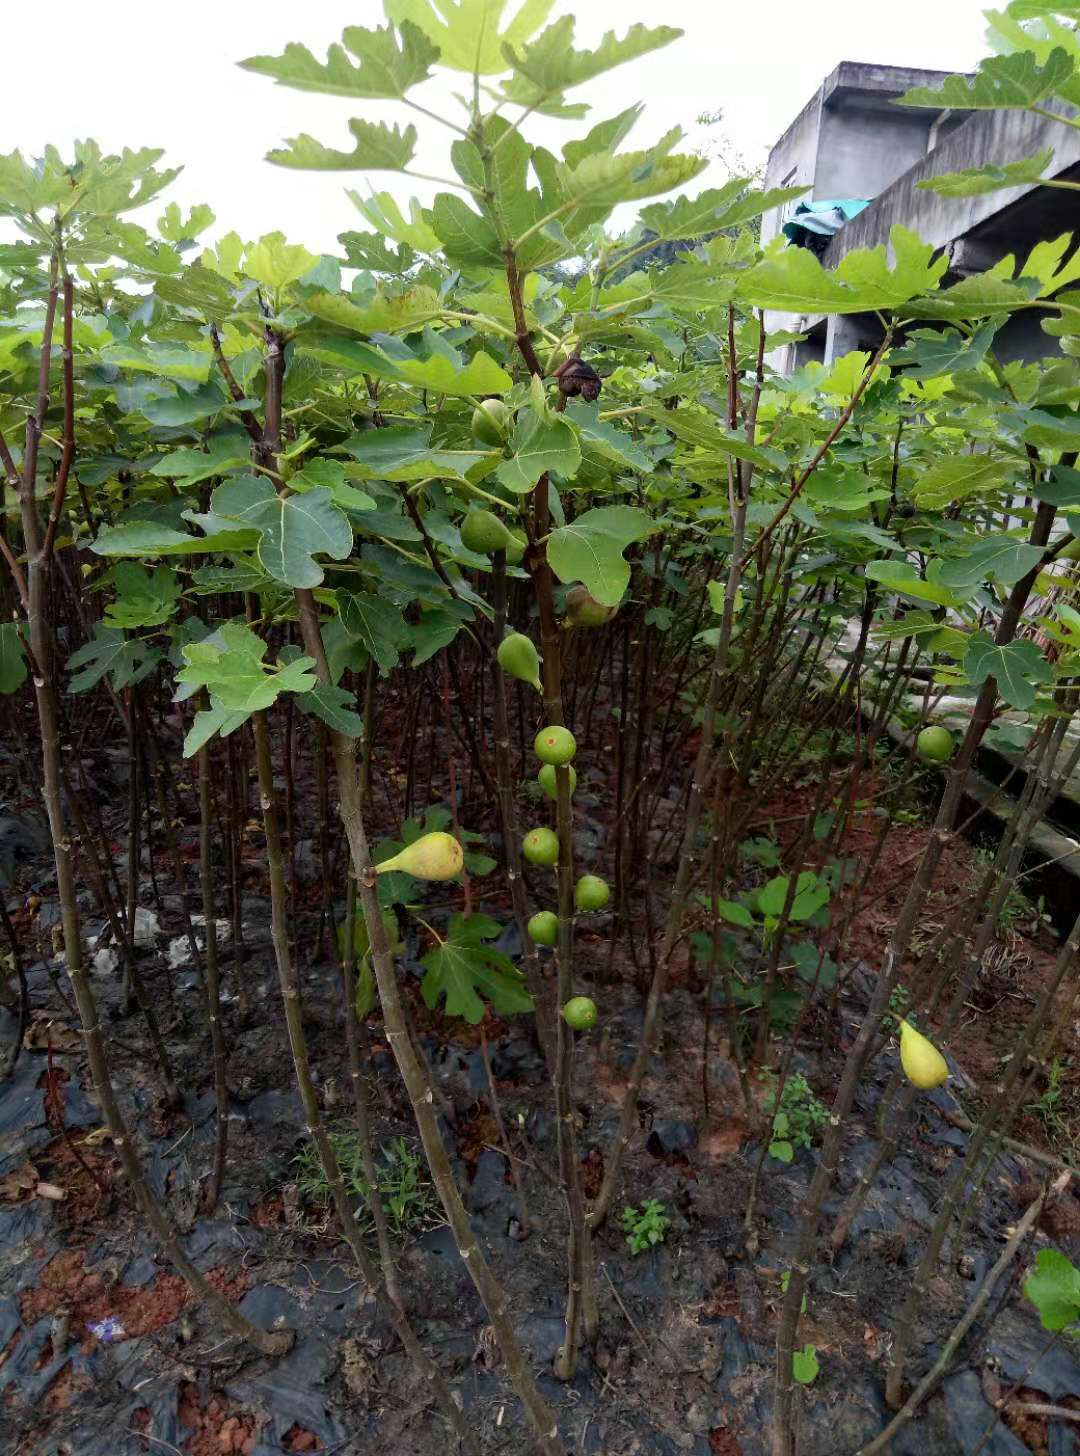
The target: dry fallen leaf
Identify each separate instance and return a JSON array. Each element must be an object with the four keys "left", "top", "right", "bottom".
[
  {"left": 0, "top": 1162, "right": 38, "bottom": 1202},
  {"left": 23, "top": 1016, "right": 82, "bottom": 1054}
]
